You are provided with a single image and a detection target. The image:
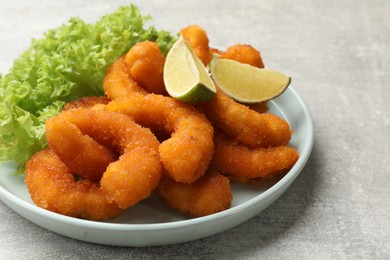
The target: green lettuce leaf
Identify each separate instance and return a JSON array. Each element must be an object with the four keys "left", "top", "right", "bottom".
[{"left": 0, "top": 5, "right": 176, "bottom": 174}]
